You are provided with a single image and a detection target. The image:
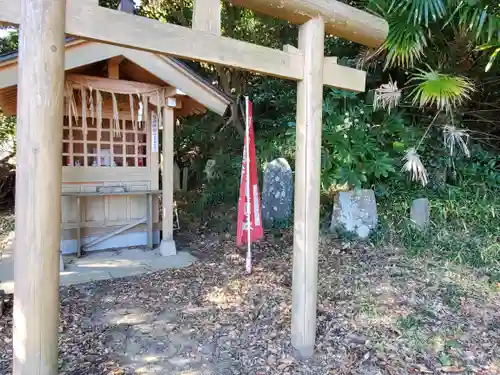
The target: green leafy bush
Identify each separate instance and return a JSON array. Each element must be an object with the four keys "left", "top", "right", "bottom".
[{"left": 254, "top": 87, "right": 423, "bottom": 191}]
